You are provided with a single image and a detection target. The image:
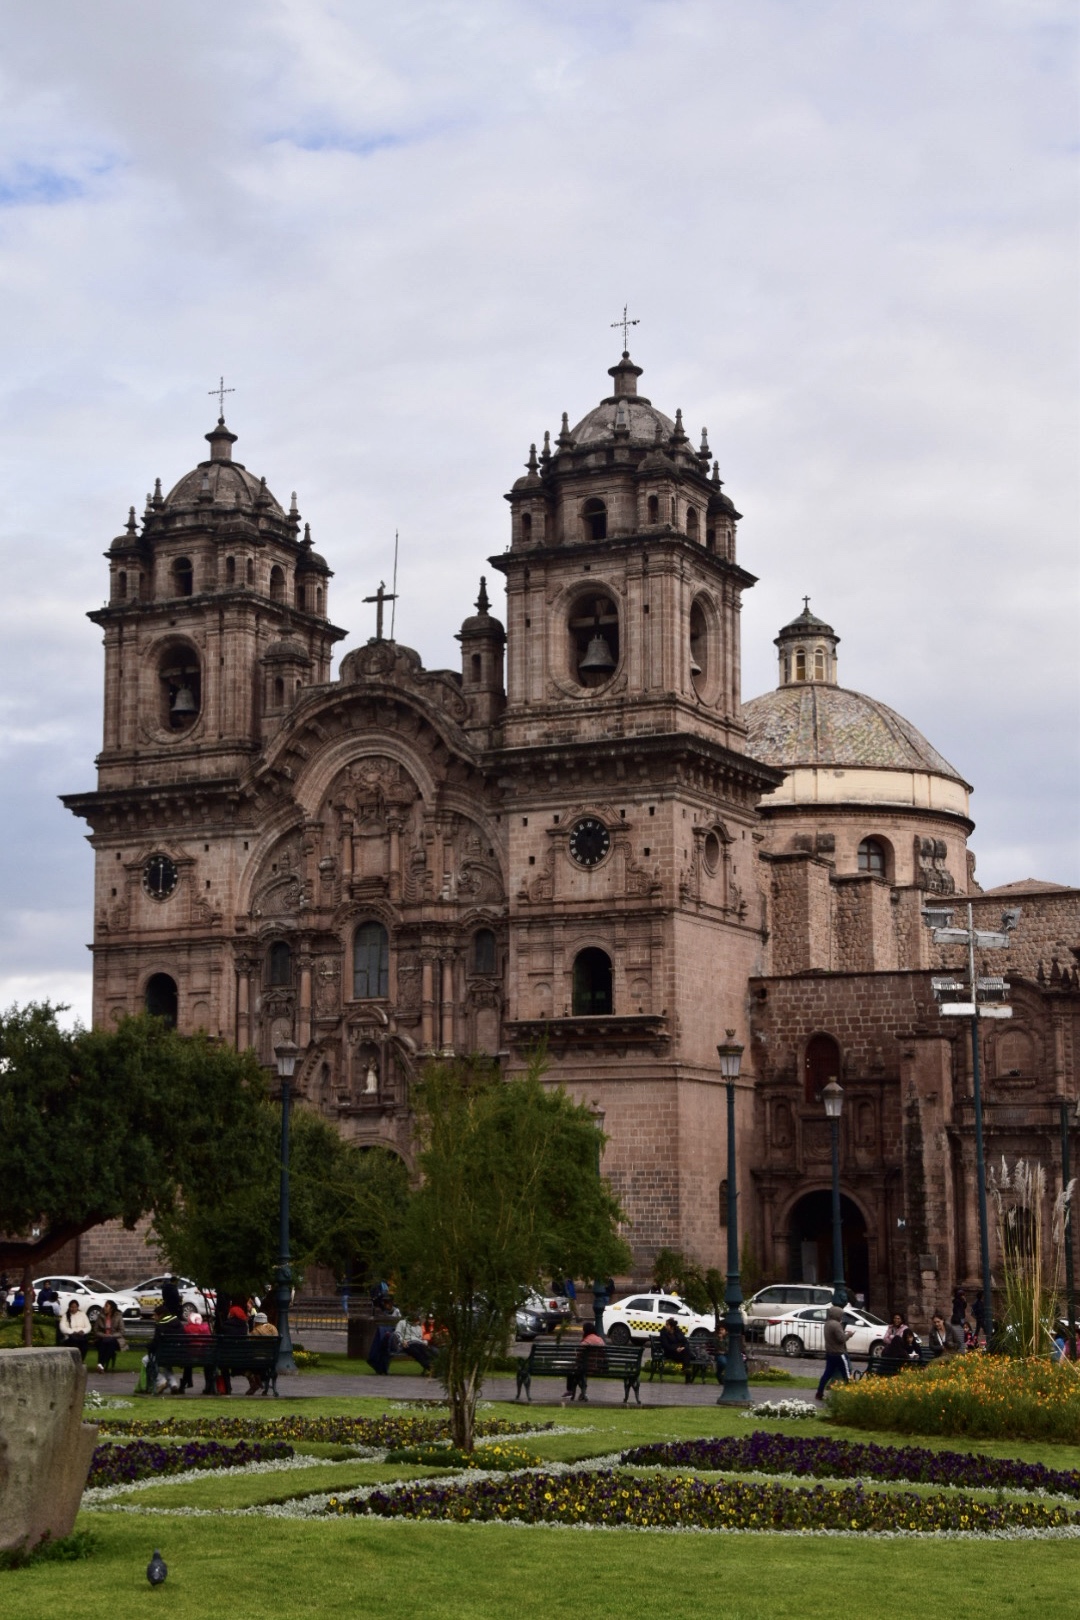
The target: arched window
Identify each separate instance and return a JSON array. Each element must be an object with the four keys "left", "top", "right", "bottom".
[
  {"left": 705, "top": 526, "right": 715, "bottom": 552},
  {"left": 647, "top": 494, "right": 659, "bottom": 525},
  {"left": 145, "top": 973, "right": 178, "bottom": 1028},
  {"left": 225, "top": 556, "right": 236, "bottom": 585},
  {"left": 273, "top": 676, "right": 285, "bottom": 708},
  {"left": 521, "top": 512, "right": 532, "bottom": 543},
  {"left": 689, "top": 597, "right": 709, "bottom": 698},
  {"left": 795, "top": 649, "right": 807, "bottom": 681},
  {"left": 116, "top": 571, "right": 127, "bottom": 601},
  {"left": 158, "top": 644, "right": 201, "bottom": 730},
  {"left": 573, "top": 948, "right": 613, "bottom": 1016},
  {"left": 473, "top": 928, "right": 497, "bottom": 975},
  {"left": 171, "top": 557, "right": 193, "bottom": 597},
  {"left": 295, "top": 579, "right": 306, "bottom": 610},
  {"left": 686, "top": 506, "right": 699, "bottom": 540},
  {"left": 246, "top": 557, "right": 255, "bottom": 585},
  {"left": 858, "top": 838, "right": 887, "bottom": 876},
  {"left": 353, "top": 922, "right": 389, "bottom": 999},
  {"left": 316, "top": 587, "right": 324, "bottom": 615},
  {"left": 470, "top": 652, "right": 482, "bottom": 684},
  {"left": 582, "top": 498, "right": 607, "bottom": 541},
  {"left": 804, "top": 1033, "right": 840, "bottom": 1105},
  {"left": 814, "top": 647, "right": 825, "bottom": 680},
  {"left": 268, "top": 941, "right": 292, "bottom": 986},
  {"left": 269, "top": 565, "right": 285, "bottom": 603}
]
